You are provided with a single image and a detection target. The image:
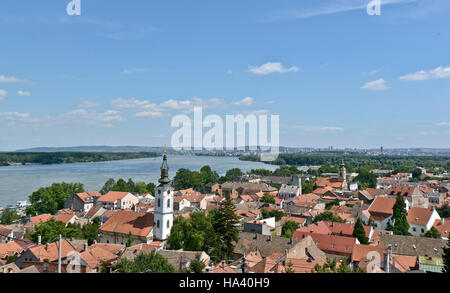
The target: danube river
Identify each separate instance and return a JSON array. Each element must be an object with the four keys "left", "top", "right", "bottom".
[{"left": 0, "top": 155, "right": 277, "bottom": 207}]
